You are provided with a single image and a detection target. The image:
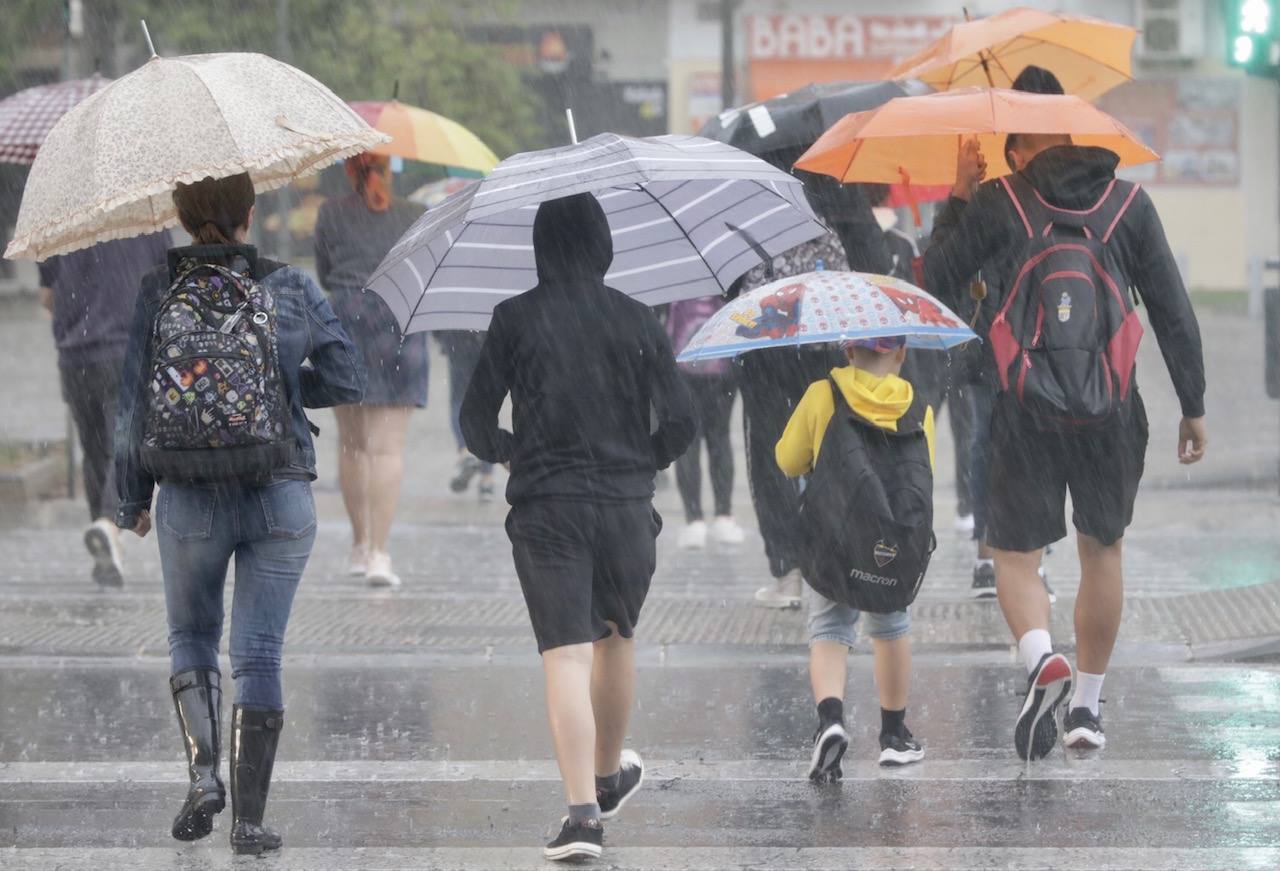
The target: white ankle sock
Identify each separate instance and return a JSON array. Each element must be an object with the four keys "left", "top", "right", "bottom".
[
  {"left": 1070, "top": 671, "right": 1105, "bottom": 715},
  {"left": 1017, "top": 629, "right": 1053, "bottom": 675}
]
